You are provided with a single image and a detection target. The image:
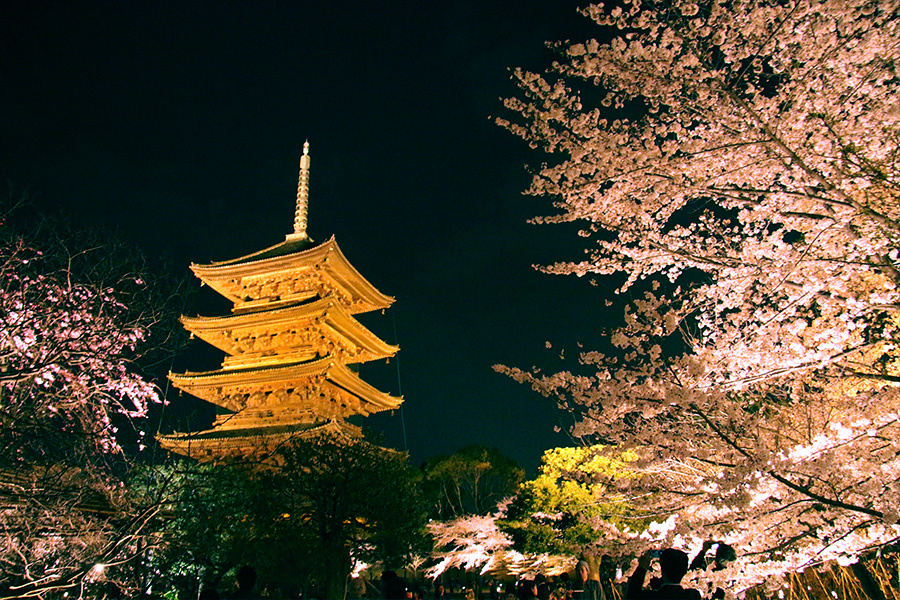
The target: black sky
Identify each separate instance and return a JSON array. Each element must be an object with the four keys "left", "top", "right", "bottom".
[{"left": 1, "top": 0, "right": 617, "bottom": 473}]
